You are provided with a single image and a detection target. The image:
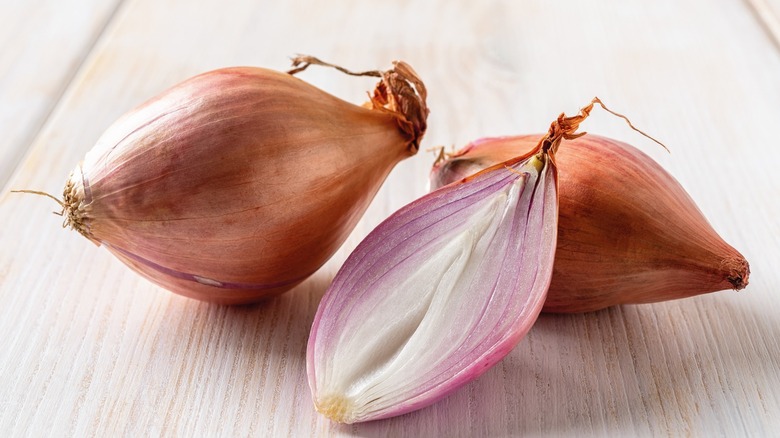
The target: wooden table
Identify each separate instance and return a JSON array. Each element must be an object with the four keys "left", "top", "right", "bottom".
[{"left": 2, "top": 0, "right": 779, "bottom": 435}]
